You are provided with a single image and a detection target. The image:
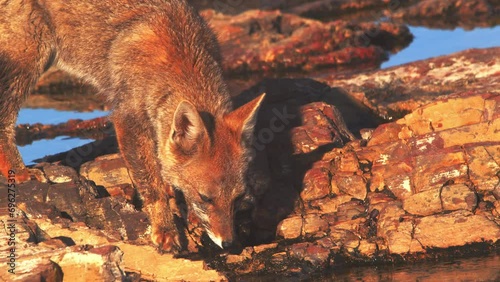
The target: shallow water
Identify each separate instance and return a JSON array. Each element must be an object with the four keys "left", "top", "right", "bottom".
[
  {"left": 324, "top": 254, "right": 500, "bottom": 282},
  {"left": 382, "top": 26, "right": 500, "bottom": 68},
  {"left": 17, "top": 109, "right": 108, "bottom": 164}
]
